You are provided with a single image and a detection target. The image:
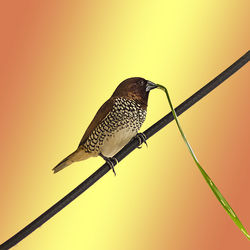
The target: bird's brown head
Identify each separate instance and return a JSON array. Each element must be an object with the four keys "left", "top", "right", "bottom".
[{"left": 111, "top": 77, "right": 157, "bottom": 107}]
